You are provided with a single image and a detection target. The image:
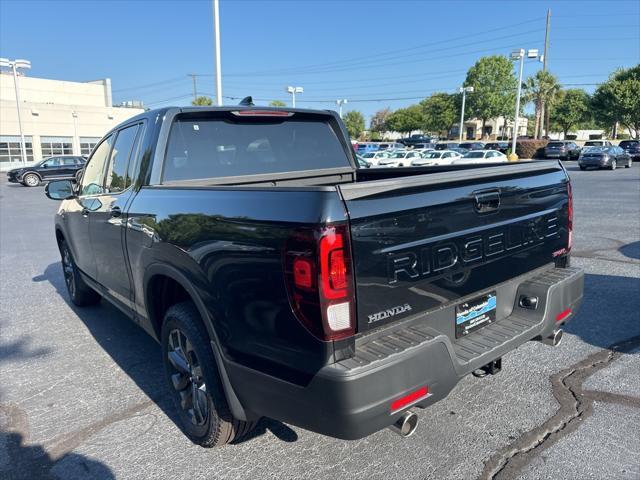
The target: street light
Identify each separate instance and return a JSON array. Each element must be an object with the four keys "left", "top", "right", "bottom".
[
  {"left": 336, "top": 99, "right": 348, "bottom": 118},
  {"left": 286, "top": 86, "right": 303, "bottom": 107},
  {"left": 458, "top": 86, "right": 474, "bottom": 142},
  {"left": 0, "top": 57, "right": 31, "bottom": 166},
  {"left": 510, "top": 49, "right": 542, "bottom": 156}
]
